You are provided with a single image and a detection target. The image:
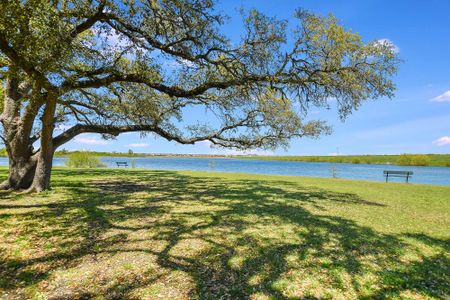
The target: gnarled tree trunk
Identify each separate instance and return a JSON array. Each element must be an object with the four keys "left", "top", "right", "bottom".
[
  {"left": 27, "top": 97, "right": 56, "bottom": 192},
  {"left": 0, "top": 75, "right": 47, "bottom": 191},
  {"left": 0, "top": 151, "right": 37, "bottom": 190}
]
